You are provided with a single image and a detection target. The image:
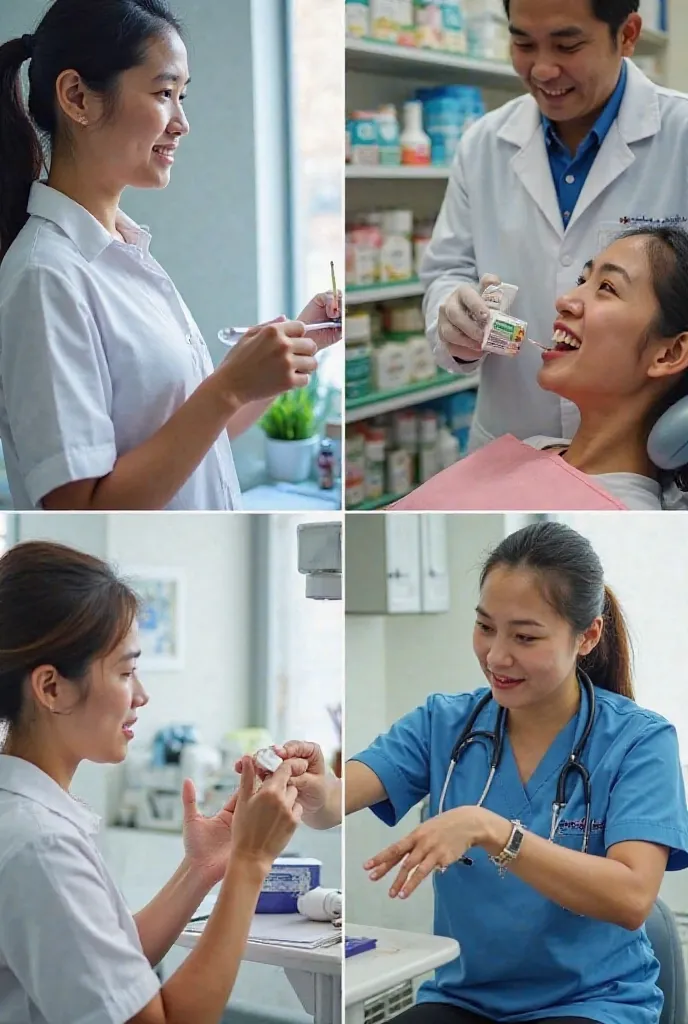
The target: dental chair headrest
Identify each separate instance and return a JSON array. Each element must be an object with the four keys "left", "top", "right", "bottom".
[{"left": 648, "top": 396, "right": 688, "bottom": 484}]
